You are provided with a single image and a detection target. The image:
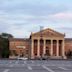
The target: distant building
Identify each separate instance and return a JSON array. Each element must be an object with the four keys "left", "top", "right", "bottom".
[{"left": 9, "top": 28, "right": 72, "bottom": 59}]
